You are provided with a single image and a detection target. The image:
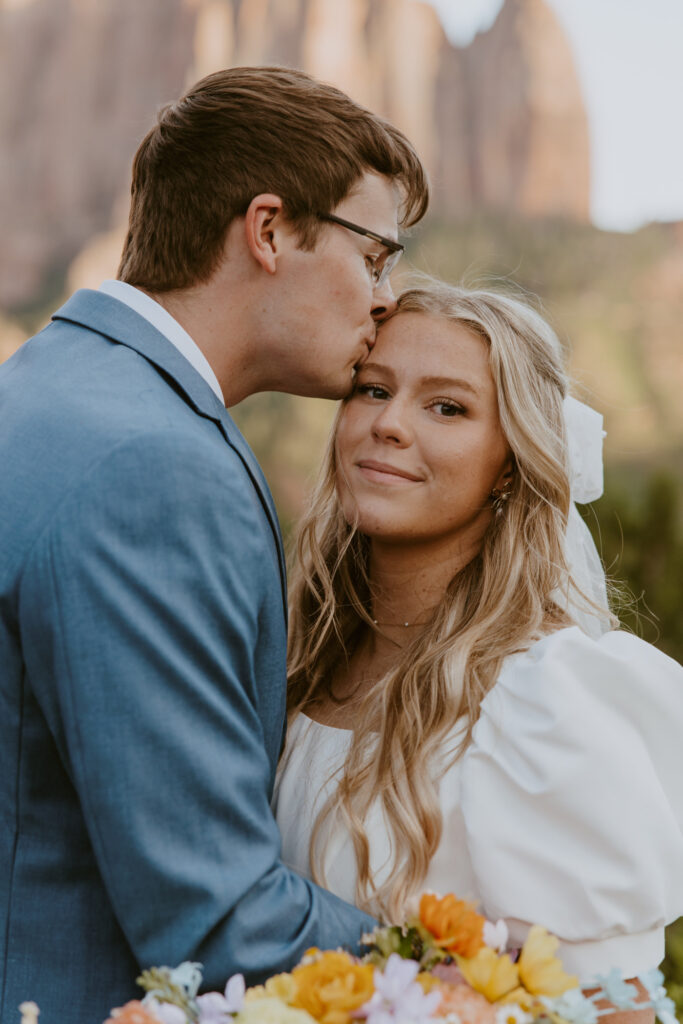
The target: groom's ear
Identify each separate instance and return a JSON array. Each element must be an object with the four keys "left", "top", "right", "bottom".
[{"left": 244, "top": 194, "right": 285, "bottom": 275}]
